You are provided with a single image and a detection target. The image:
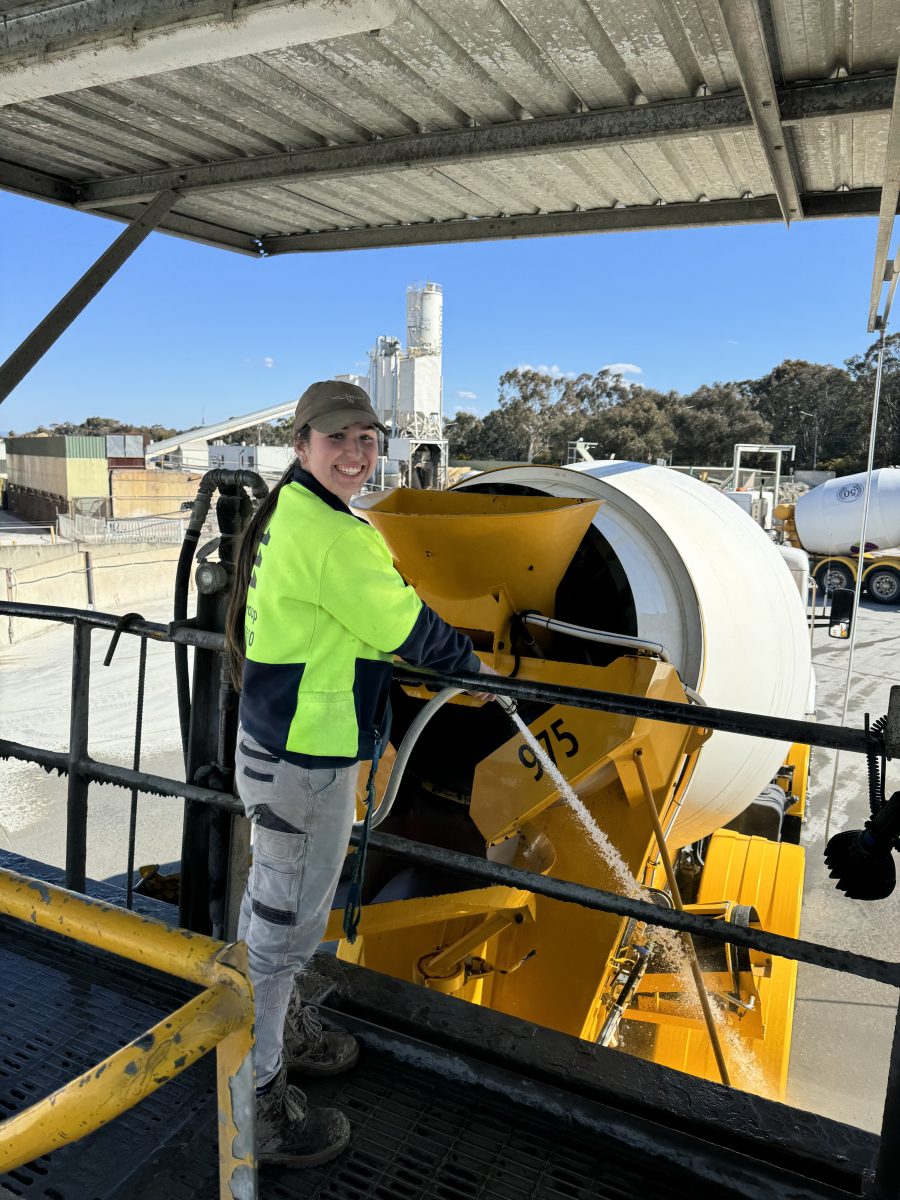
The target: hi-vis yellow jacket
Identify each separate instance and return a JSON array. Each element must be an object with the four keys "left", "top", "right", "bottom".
[{"left": 240, "top": 467, "right": 480, "bottom": 766}]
